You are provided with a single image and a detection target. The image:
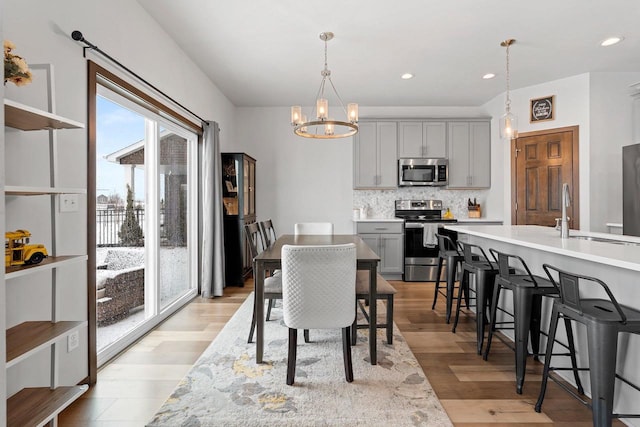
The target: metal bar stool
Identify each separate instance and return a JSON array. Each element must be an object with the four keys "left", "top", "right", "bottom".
[
  {"left": 453, "top": 242, "right": 500, "bottom": 355},
  {"left": 536, "top": 264, "right": 640, "bottom": 427},
  {"left": 432, "top": 233, "right": 467, "bottom": 324},
  {"left": 483, "top": 249, "right": 575, "bottom": 395}
]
